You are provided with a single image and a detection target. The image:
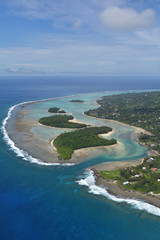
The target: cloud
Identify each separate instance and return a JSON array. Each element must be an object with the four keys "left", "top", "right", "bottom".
[
  {"left": 1, "top": 67, "right": 46, "bottom": 75},
  {"left": 73, "top": 19, "right": 82, "bottom": 30},
  {"left": 100, "top": 6, "right": 155, "bottom": 32},
  {"left": 140, "top": 57, "right": 160, "bottom": 61},
  {"left": 1, "top": 41, "right": 160, "bottom": 76},
  {"left": 135, "top": 28, "right": 160, "bottom": 47},
  {"left": 4, "top": 0, "right": 125, "bottom": 31},
  {"left": 97, "top": 61, "right": 115, "bottom": 66}
]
